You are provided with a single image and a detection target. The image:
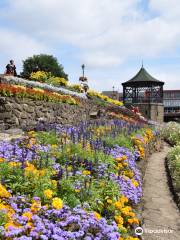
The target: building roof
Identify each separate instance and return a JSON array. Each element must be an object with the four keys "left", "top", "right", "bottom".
[
  {"left": 122, "top": 67, "right": 164, "bottom": 87},
  {"left": 164, "top": 90, "right": 180, "bottom": 92},
  {"left": 102, "top": 91, "right": 119, "bottom": 94}
]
